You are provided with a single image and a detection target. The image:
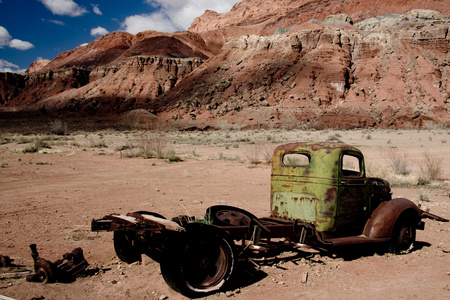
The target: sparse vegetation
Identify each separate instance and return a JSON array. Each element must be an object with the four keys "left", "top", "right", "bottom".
[
  {"left": 383, "top": 148, "right": 410, "bottom": 176},
  {"left": 65, "top": 227, "right": 94, "bottom": 241},
  {"left": 418, "top": 151, "right": 443, "bottom": 184},
  {"left": 139, "top": 131, "right": 168, "bottom": 159},
  {"left": 244, "top": 143, "right": 262, "bottom": 165},
  {"left": 50, "top": 119, "right": 68, "bottom": 135},
  {"left": 89, "top": 139, "right": 108, "bottom": 148},
  {"left": 22, "top": 138, "right": 51, "bottom": 153}
]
